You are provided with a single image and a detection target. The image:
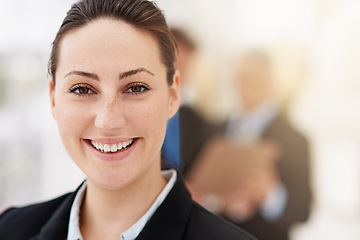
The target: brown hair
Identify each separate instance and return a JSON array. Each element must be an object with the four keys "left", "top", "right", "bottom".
[{"left": 48, "top": 0, "right": 176, "bottom": 86}]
